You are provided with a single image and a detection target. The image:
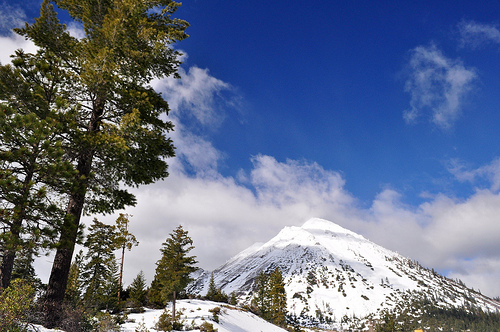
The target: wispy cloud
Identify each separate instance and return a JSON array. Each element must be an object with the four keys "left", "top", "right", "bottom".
[
  {"left": 448, "top": 157, "right": 500, "bottom": 192},
  {"left": 153, "top": 65, "right": 235, "bottom": 128},
  {"left": 28, "top": 52, "right": 500, "bottom": 299},
  {"left": 458, "top": 20, "right": 500, "bottom": 49},
  {"left": 0, "top": 3, "right": 26, "bottom": 34},
  {"left": 403, "top": 44, "right": 477, "bottom": 129}
]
